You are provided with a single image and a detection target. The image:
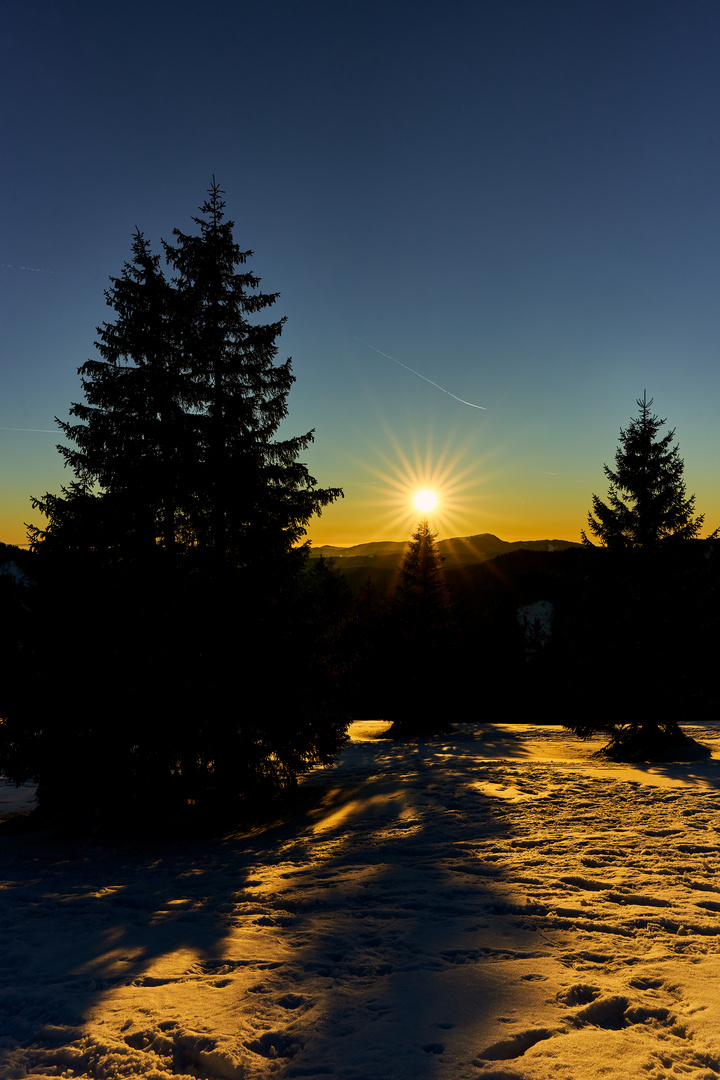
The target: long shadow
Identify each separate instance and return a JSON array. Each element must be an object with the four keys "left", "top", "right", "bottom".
[
  {"left": 374, "top": 721, "right": 537, "bottom": 760},
  {"left": 0, "top": 727, "right": 549, "bottom": 1078},
  {"left": 242, "top": 728, "right": 545, "bottom": 1078},
  {"left": 0, "top": 793, "right": 360, "bottom": 1074},
  {"left": 628, "top": 757, "right": 720, "bottom": 792}
]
